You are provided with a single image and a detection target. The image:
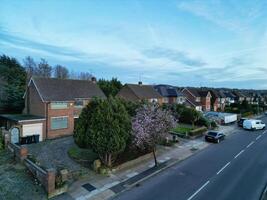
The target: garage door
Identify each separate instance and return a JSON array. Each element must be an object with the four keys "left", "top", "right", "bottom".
[{"left": 22, "top": 123, "right": 43, "bottom": 141}]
